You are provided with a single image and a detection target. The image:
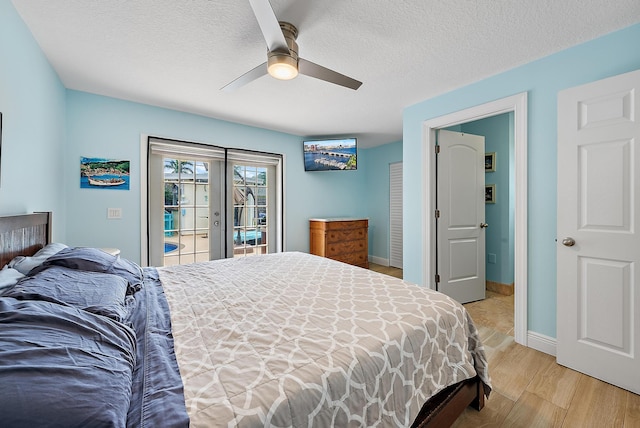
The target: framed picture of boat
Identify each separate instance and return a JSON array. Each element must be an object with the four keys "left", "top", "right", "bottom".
[{"left": 80, "top": 156, "right": 130, "bottom": 190}]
